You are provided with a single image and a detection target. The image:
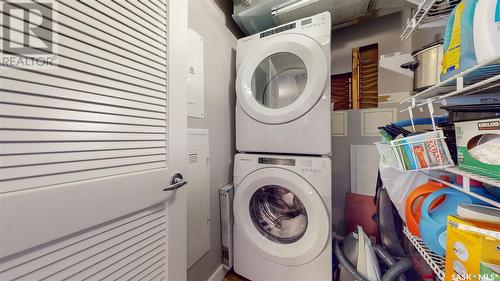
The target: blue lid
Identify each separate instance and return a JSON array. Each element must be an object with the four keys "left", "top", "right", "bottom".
[
  {"left": 438, "top": 231, "right": 447, "bottom": 249},
  {"left": 496, "top": 0, "right": 500, "bottom": 22}
]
